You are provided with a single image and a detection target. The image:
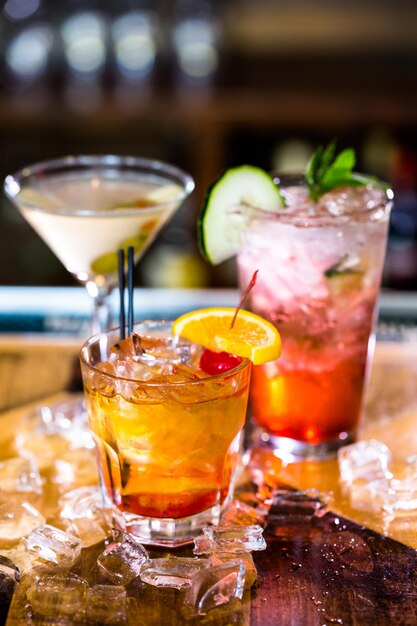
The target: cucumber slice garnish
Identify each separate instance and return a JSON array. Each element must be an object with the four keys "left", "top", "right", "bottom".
[
  {"left": 198, "top": 165, "right": 283, "bottom": 265},
  {"left": 324, "top": 255, "right": 362, "bottom": 277},
  {"left": 324, "top": 255, "right": 364, "bottom": 297}
]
